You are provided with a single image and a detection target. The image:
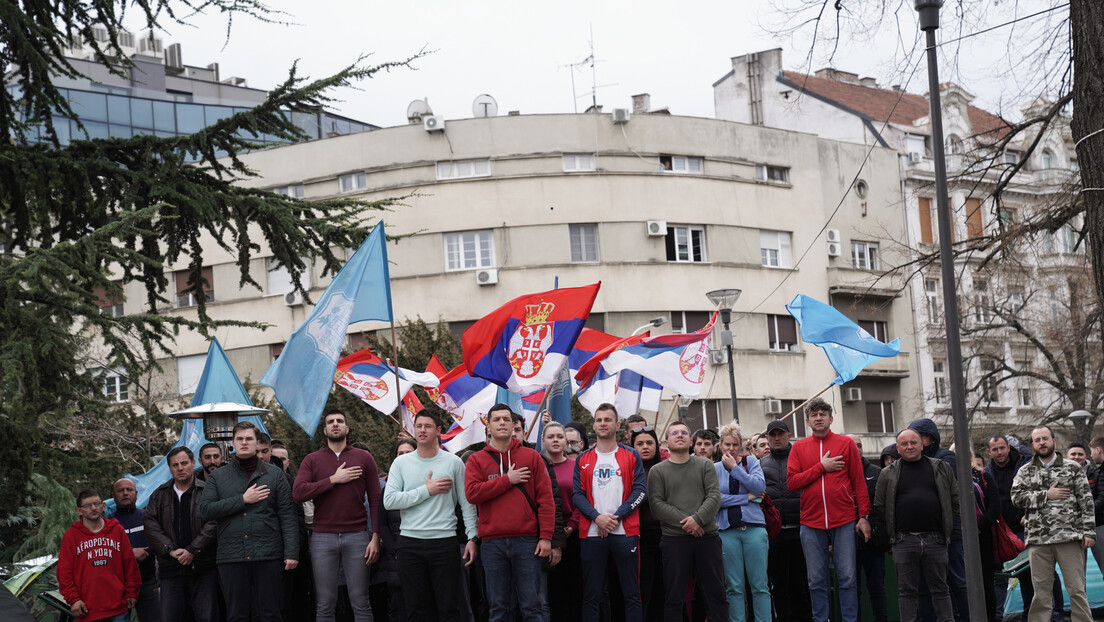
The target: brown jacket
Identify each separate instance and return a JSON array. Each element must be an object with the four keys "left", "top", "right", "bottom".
[{"left": 144, "top": 477, "right": 218, "bottom": 575}]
